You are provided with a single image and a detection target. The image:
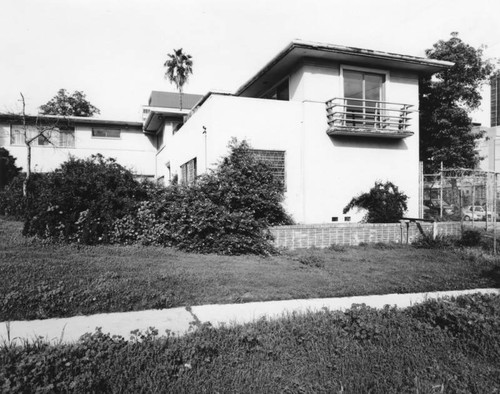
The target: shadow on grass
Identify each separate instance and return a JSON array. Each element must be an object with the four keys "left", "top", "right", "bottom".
[{"left": 481, "top": 266, "right": 500, "bottom": 287}]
